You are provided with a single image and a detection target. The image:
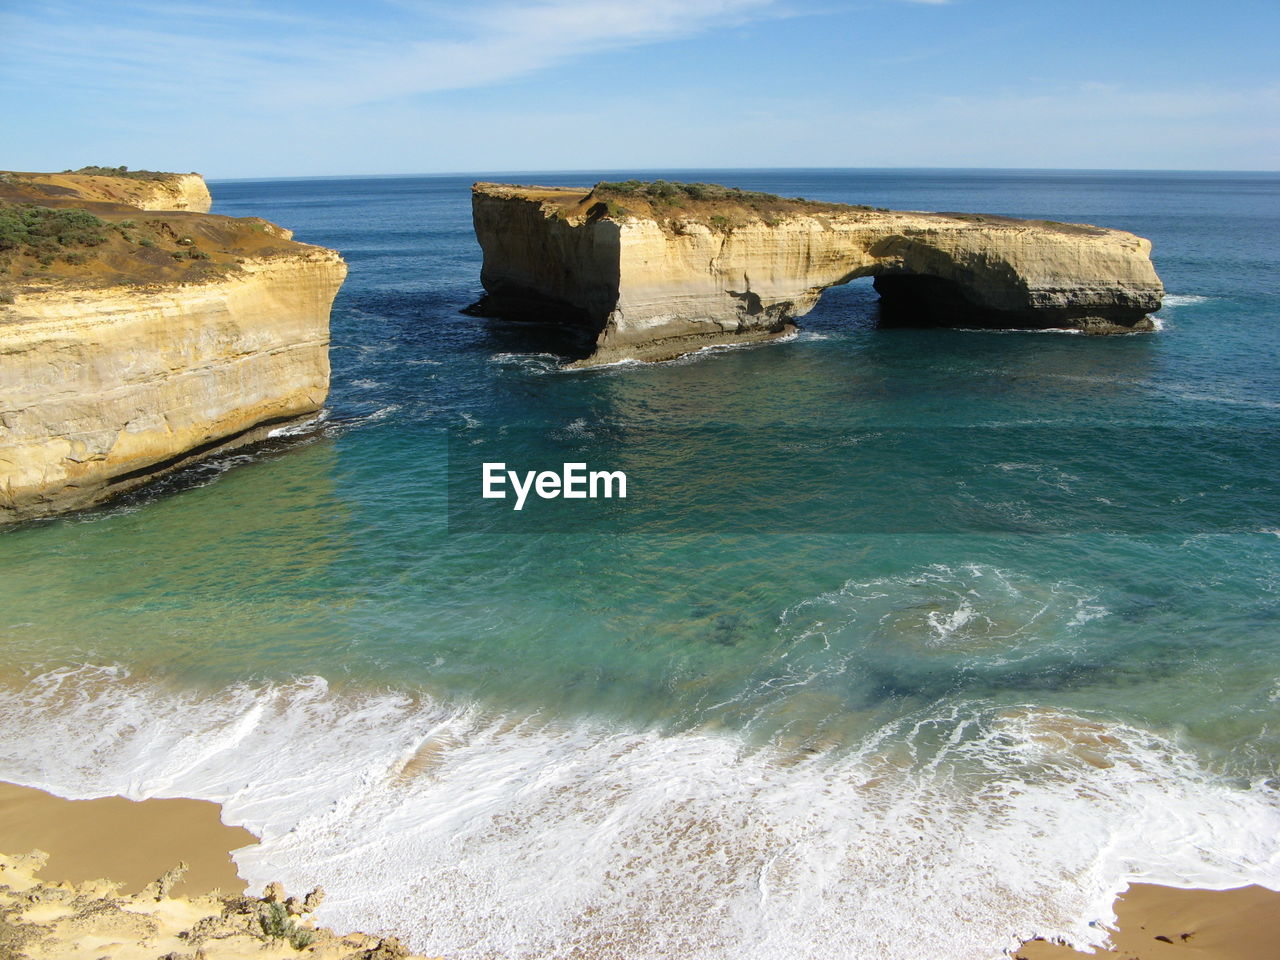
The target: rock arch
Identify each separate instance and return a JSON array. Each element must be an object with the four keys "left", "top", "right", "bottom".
[{"left": 468, "top": 183, "right": 1164, "bottom": 366}]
